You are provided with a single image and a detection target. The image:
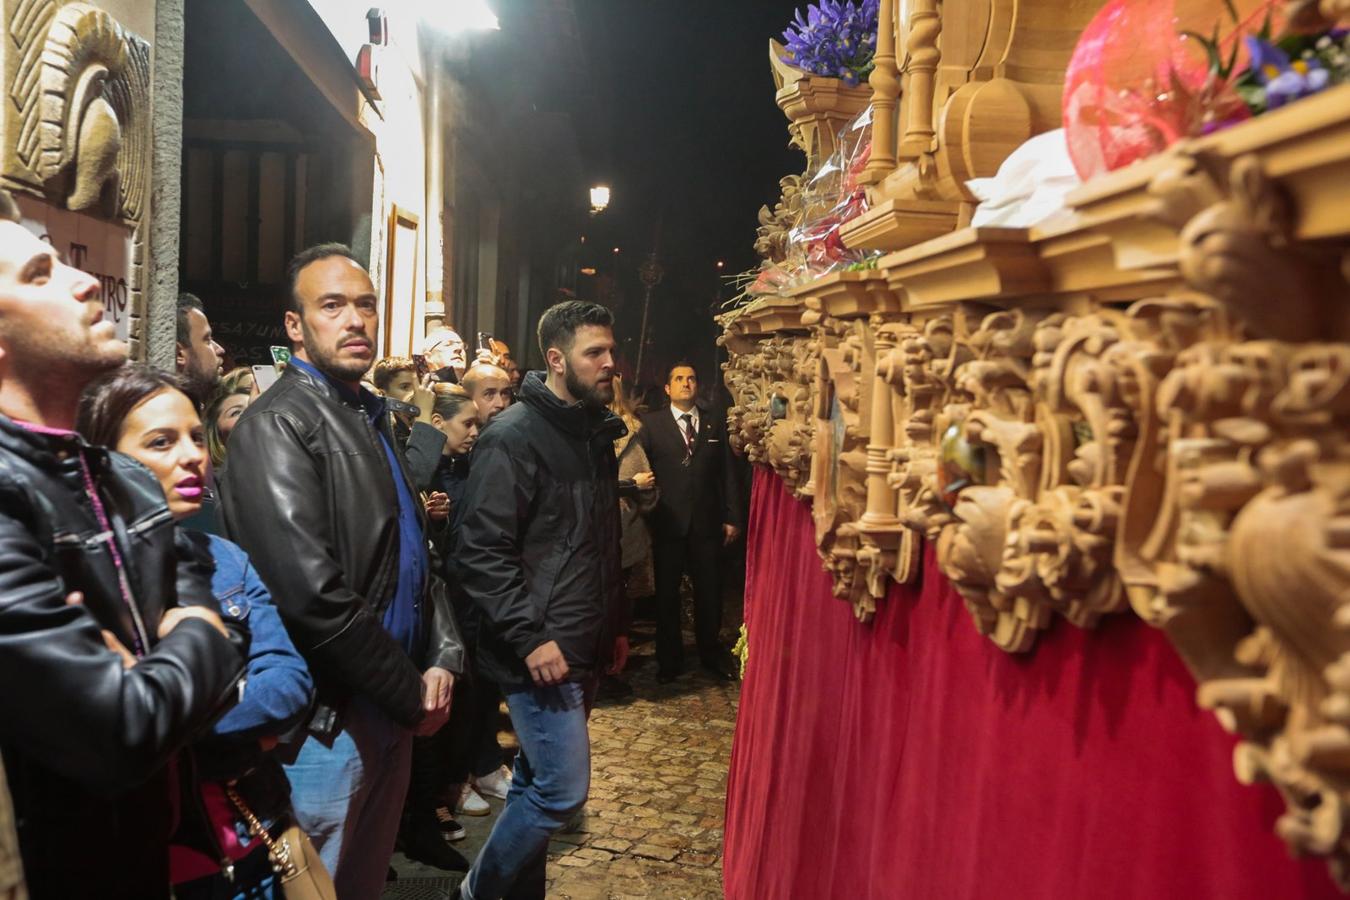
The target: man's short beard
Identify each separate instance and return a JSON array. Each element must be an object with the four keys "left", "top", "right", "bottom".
[
  {"left": 563, "top": 360, "right": 613, "bottom": 409},
  {"left": 301, "top": 318, "right": 372, "bottom": 383},
  {"left": 0, "top": 321, "right": 125, "bottom": 394},
  {"left": 182, "top": 354, "right": 220, "bottom": 405}
]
